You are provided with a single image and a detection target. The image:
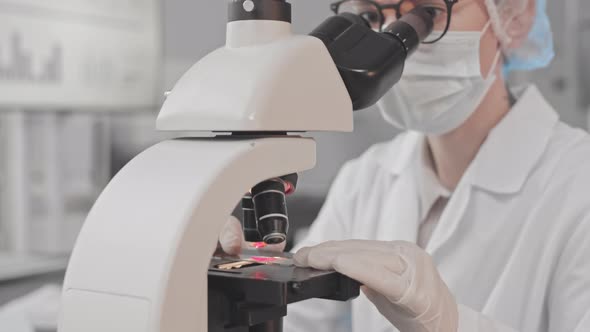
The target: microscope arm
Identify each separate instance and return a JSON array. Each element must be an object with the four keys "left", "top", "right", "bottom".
[{"left": 59, "top": 137, "right": 316, "bottom": 332}]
